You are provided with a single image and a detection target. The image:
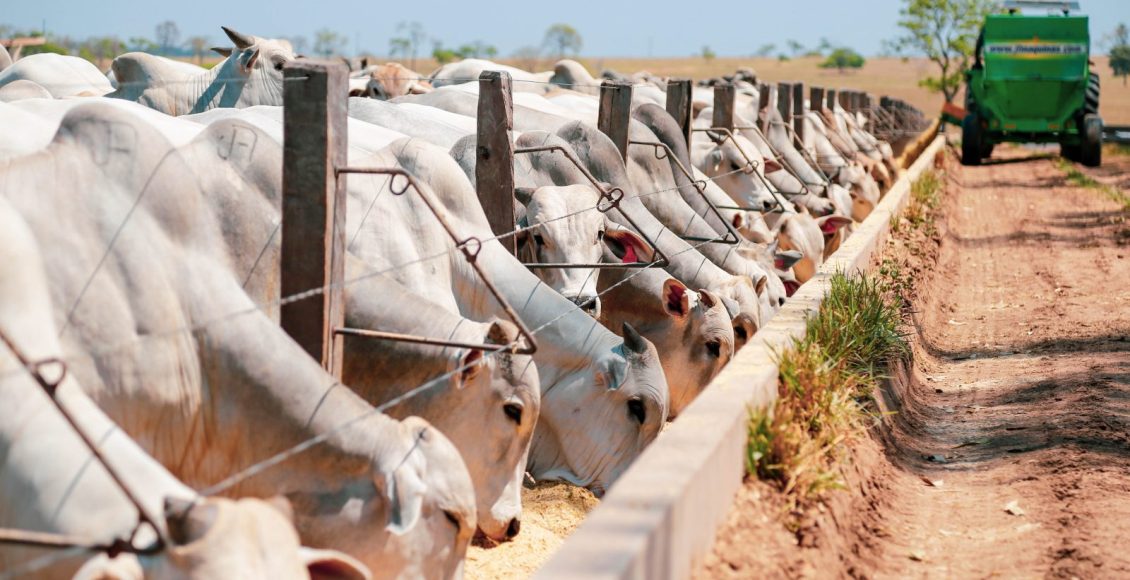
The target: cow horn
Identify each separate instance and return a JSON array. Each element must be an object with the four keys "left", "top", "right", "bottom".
[
  {"left": 164, "top": 497, "right": 219, "bottom": 546},
  {"left": 221, "top": 26, "right": 254, "bottom": 50},
  {"left": 622, "top": 322, "right": 648, "bottom": 354},
  {"left": 514, "top": 187, "right": 536, "bottom": 206},
  {"left": 485, "top": 320, "right": 515, "bottom": 346}
]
